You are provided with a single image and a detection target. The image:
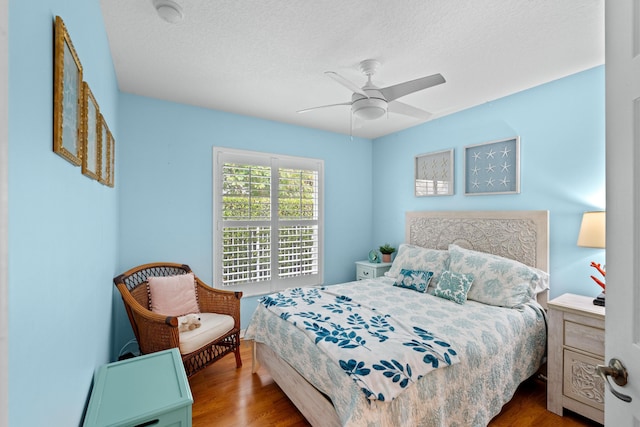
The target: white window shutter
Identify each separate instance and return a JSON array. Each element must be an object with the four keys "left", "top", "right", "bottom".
[{"left": 213, "top": 147, "right": 323, "bottom": 296}]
